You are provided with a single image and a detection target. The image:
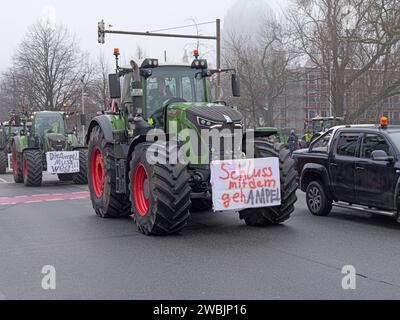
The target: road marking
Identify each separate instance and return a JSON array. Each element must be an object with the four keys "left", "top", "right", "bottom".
[
  {"left": 0, "top": 192, "right": 90, "bottom": 205},
  {"left": 0, "top": 178, "right": 8, "bottom": 183}
]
